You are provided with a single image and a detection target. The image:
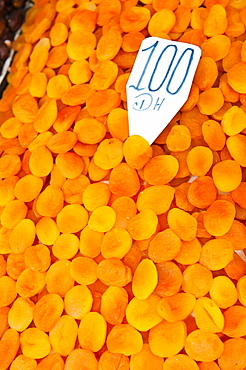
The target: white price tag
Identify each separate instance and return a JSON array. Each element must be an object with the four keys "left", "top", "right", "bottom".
[{"left": 126, "top": 37, "right": 201, "bottom": 144}]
